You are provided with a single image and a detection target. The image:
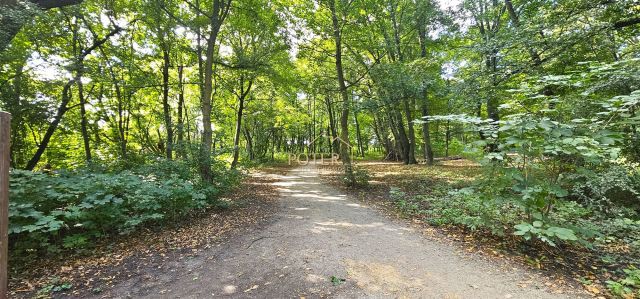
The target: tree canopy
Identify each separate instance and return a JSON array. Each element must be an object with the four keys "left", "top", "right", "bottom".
[{"left": 2, "top": 0, "right": 640, "bottom": 295}]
